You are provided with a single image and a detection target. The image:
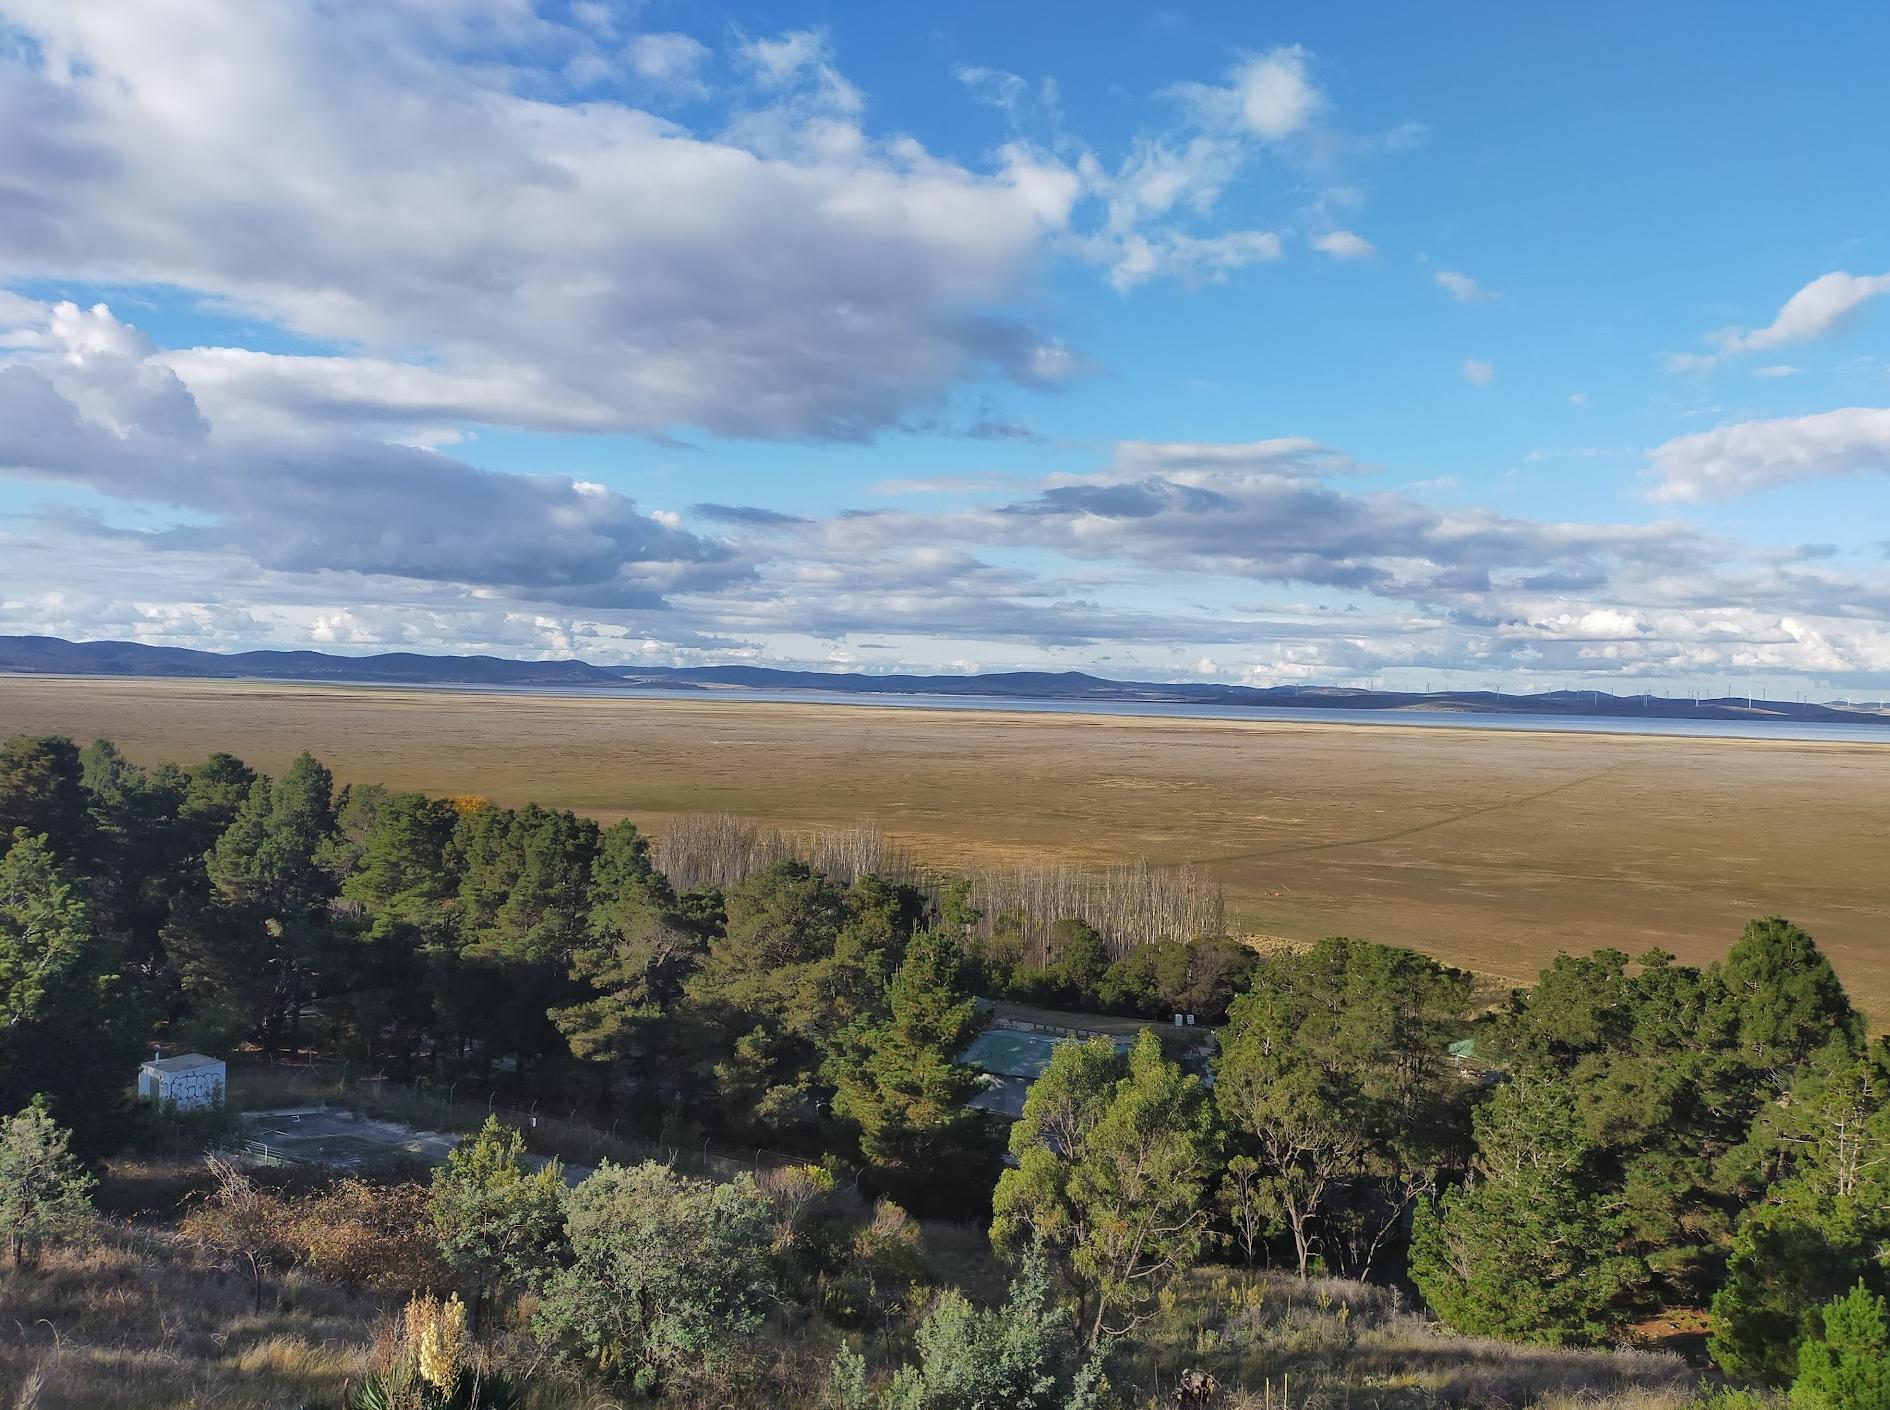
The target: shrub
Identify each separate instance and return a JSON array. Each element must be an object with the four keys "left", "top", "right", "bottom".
[
  {"left": 533, "top": 1161, "right": 775, "bottom": 1394},
  {"left": 289, "top": 1178, "right": 443, "bottom": 1292},
  {"left": 830, "top": 1245, "right": 1102, "bottom": 1410},
  {"left": 0, "top": 1096, "right": 96, "bottom": 1266}
]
